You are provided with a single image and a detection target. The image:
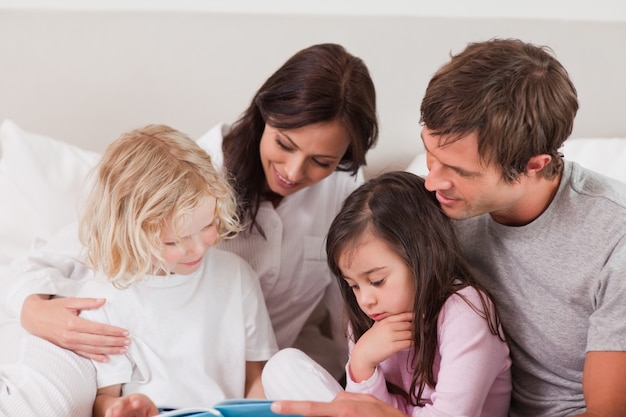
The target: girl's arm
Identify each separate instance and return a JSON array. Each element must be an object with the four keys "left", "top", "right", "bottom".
[
  {"left": 93, "top": 385, "right": 158, "bottom": 417},
  {"left": 348, "top": 312, "right": 413, "bottom": 382},
  {"left": 245, "top": 361, "right": 266, "bottom": 399},
  {"left": 344, "top": 314, "right": 414, "bottom": 414}
]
